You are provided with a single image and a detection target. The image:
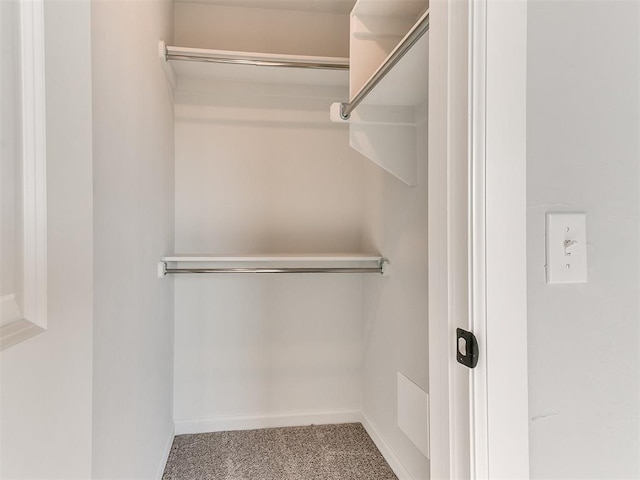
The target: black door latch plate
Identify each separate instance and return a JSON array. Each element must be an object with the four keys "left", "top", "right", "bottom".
[{"left": 456, "top": 328, "right": 479, "bottom": 369}]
